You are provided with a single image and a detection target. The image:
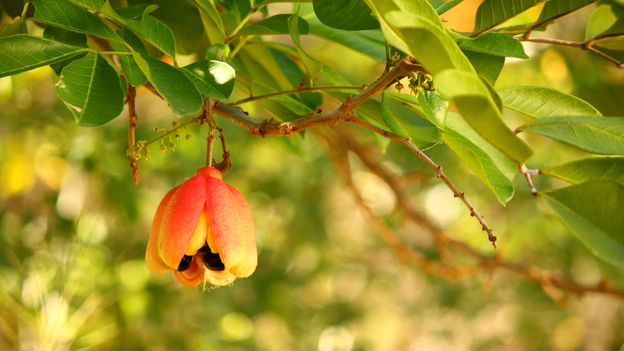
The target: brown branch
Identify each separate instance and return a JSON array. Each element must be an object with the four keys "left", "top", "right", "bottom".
[
  {"left": 347, "top": 116, "right": 498, "bottom": 247},
  {"left": 231, "top": 86, "right": 365, "bottom": 106},
  {"left": 519, "top": 36, "right": 624, "bottom": 68},
  {"left": 338, "top": 132, "right": 624, "bottom": 299},
  {"left": 213, "top": 58, "right": 419, "bottom": 136},
  {"left": 519, "top": 163, "right": 540, "bottom": 196},
  {"left": 213, "top": 58, "right": 497, "bottom": 246},
  {"left": 126, "top": 84, "right": 140, "bottom": 185},
  {"left": 323, "top": 132, "right": 470, "bottom": 279}
]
